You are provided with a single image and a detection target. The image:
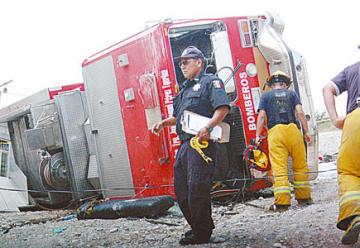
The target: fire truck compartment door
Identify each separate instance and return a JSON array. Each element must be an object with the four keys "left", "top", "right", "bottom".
[
  {"left": 210, "top": 30, "right": 235, "bottom": 93},
  {"left": 138, "top": 73, "right": 169, "bottom": 164},
  {"left": 138, "top": 73, "right": 162, "bottom": 130},
  {"left": 83, "top": 55, "right": 135, "bottom": 198}
]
